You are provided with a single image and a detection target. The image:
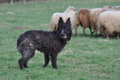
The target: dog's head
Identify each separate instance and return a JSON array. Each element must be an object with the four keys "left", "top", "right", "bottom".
[{"left": 57, "top": 17, "right": 72, "bottom": 41}]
